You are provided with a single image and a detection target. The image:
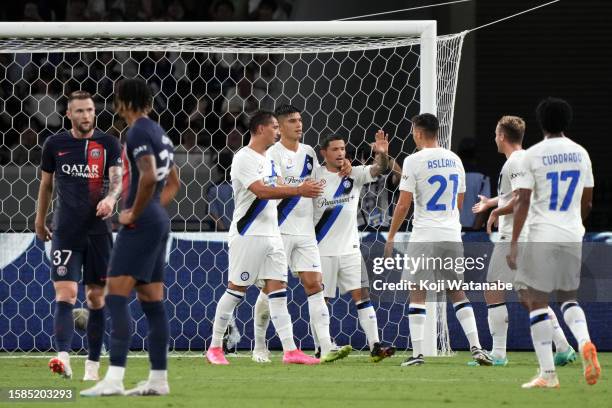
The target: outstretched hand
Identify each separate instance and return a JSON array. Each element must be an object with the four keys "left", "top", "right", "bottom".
[
  {"left": 472, "top": 195, "right": 491, "bottom": 214},
  {"left": 371, "top": 130, "right": 389, "bottom": 154}
]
